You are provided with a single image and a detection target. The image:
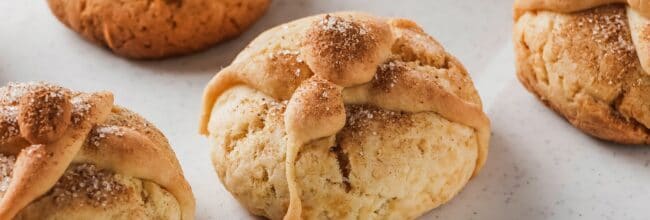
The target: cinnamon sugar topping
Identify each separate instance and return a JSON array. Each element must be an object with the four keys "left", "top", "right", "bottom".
[
  {"left": 343, "top": 105, "right": 413, "bottom": 139},
  {"left": 71, "top": 96, "right": 93, "bottom": 124},
  {"left": 575, "top": 7, "right": 634, "bottom": 54},
  {"left": 0, "top": 82, "right": 37, "bottom": 105},
  {"left": 88, "top": 126, "right": 125, "bottom": 147},
  {"left": 374, "top": 60, "right": 404, "bottom": 92},
  {"left": 0, "top": 82, "right": 70, "bottom": 105},
  {"left": 0, "top": 106, "right": 19, "bottom": 140},
  {"left": 308, "top": 15, "right": 374, "bottom": 70},
  {"left": 51, "top": 164, "right": 125, "bottom": 207},
  {"left": 0, "top": 154, "right": 16, "bottom": 192},
  {"left": 17, "top": 85, "right": 72, "bottom": 144},
  {"left": 567, "top": 6, "right": 636, "bottom": 82}
]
